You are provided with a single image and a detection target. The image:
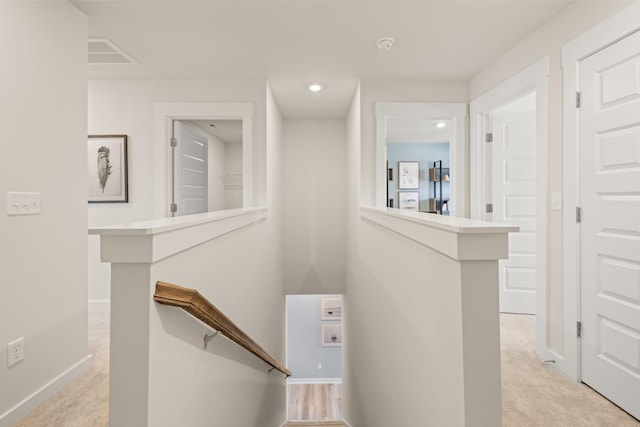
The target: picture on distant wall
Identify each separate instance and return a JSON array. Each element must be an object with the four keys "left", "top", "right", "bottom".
[
  {"left": 321, "top": 297, "right": 343, "bottom": 320},
  {"left": 398, "top": 161, "right": 419, "bottom": 189},
  {"left": 88, "top": 135, "right": 128, "bottom": 203},
  {"left": 398, "top": 191, "right": 420, "bottom": 210},
  {"left": 322, "top": 323, "right": 342, "bottom": 347}
]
